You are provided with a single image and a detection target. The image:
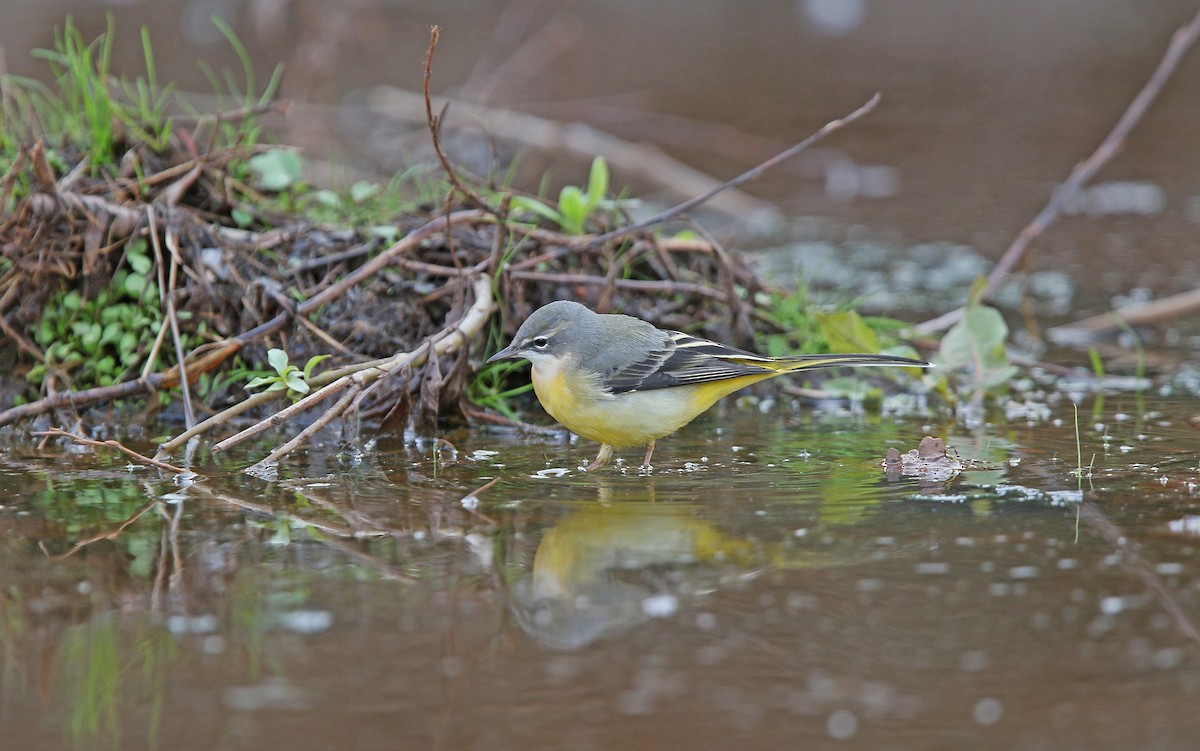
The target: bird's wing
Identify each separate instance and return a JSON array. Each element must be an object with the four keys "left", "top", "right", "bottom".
[{"left": 602, "top": 331, "right": 771, "bottom": 394}]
